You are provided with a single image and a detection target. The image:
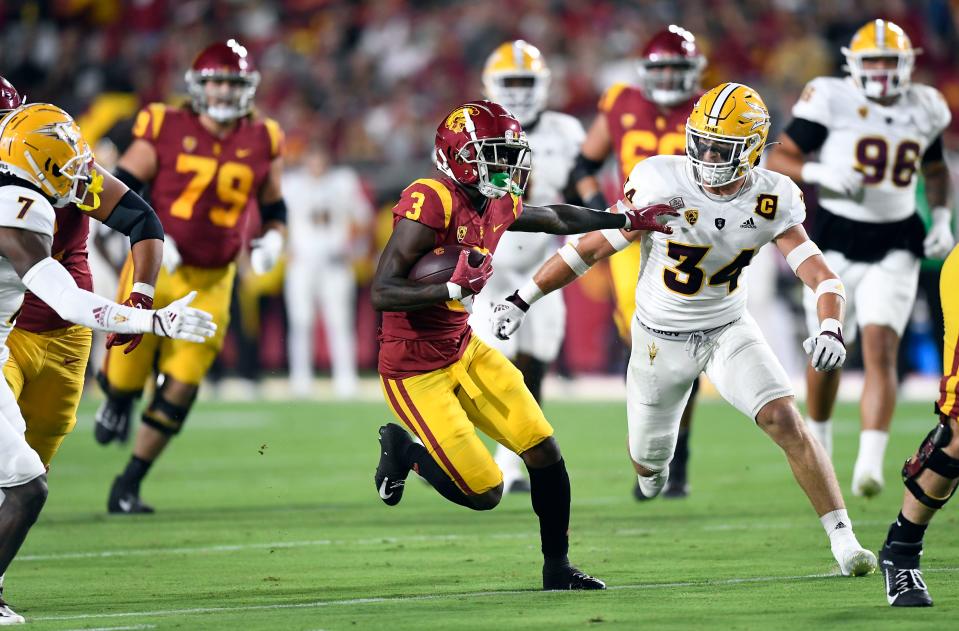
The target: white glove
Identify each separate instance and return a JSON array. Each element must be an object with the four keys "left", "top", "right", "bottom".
[
  {"left": 491, "top": 291, "right": 529, "bottom": 340},
  {"left": 250, "top": 229, "right": 284, "bottom": 275},
  {"left": 152, "top": 291, "right": 217, "bottom": 343},
  {"left": 801, "top": 162, "right": 864, "bottom": 197},
  {"left": 162, "top": 235, "right": 182, "bottom": 274},
  {"left": 923, "top": 206, "right": 955, "bottom": 260},
  {"left": 803, "top": 319, "right": 846, "bottom": 372}
]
